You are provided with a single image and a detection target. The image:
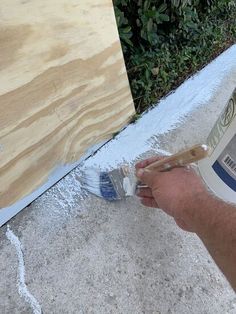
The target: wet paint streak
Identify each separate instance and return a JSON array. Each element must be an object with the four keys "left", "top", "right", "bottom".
[{"left": 6, "top": 226, "right": 42, "bottom": 314}]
